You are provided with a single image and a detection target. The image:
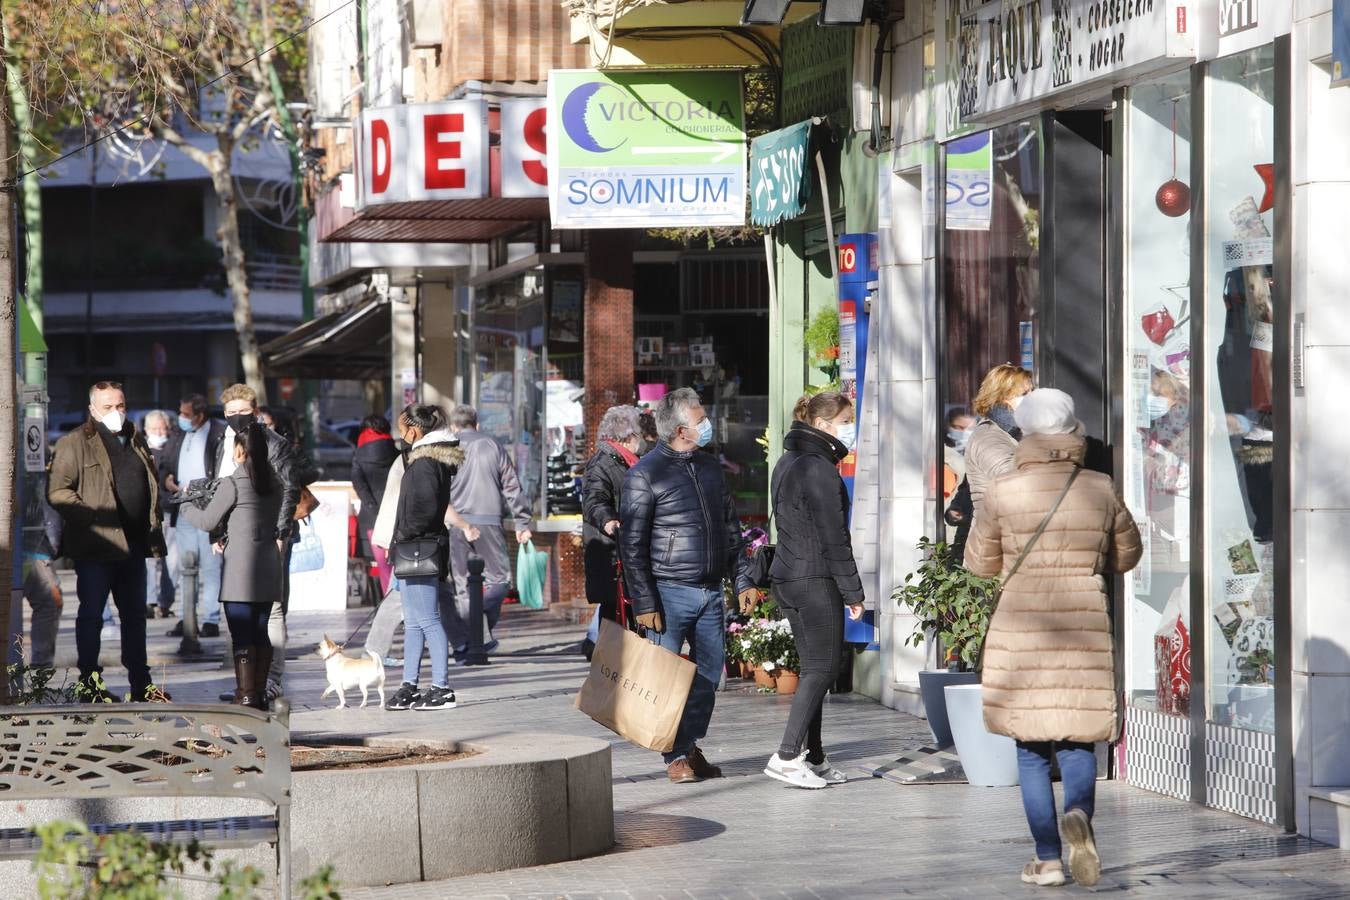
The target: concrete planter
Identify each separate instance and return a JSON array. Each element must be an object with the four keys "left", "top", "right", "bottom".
[
  {"left": 0, "top": 732, "right": 614, "bottom": 896},
  {"left": 918, "top": 670, "right": 981, "bottom": 748},
  {"left": 945, "top": 684, "right": 1019, "bottom": 787}
]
